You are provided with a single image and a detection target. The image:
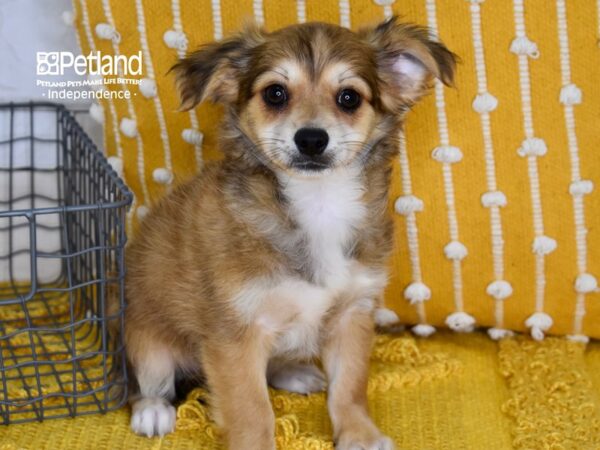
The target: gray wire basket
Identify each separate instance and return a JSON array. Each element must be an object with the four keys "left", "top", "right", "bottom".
[{"left": 0, "top": 102, "right": 132, "bottom": 424}]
